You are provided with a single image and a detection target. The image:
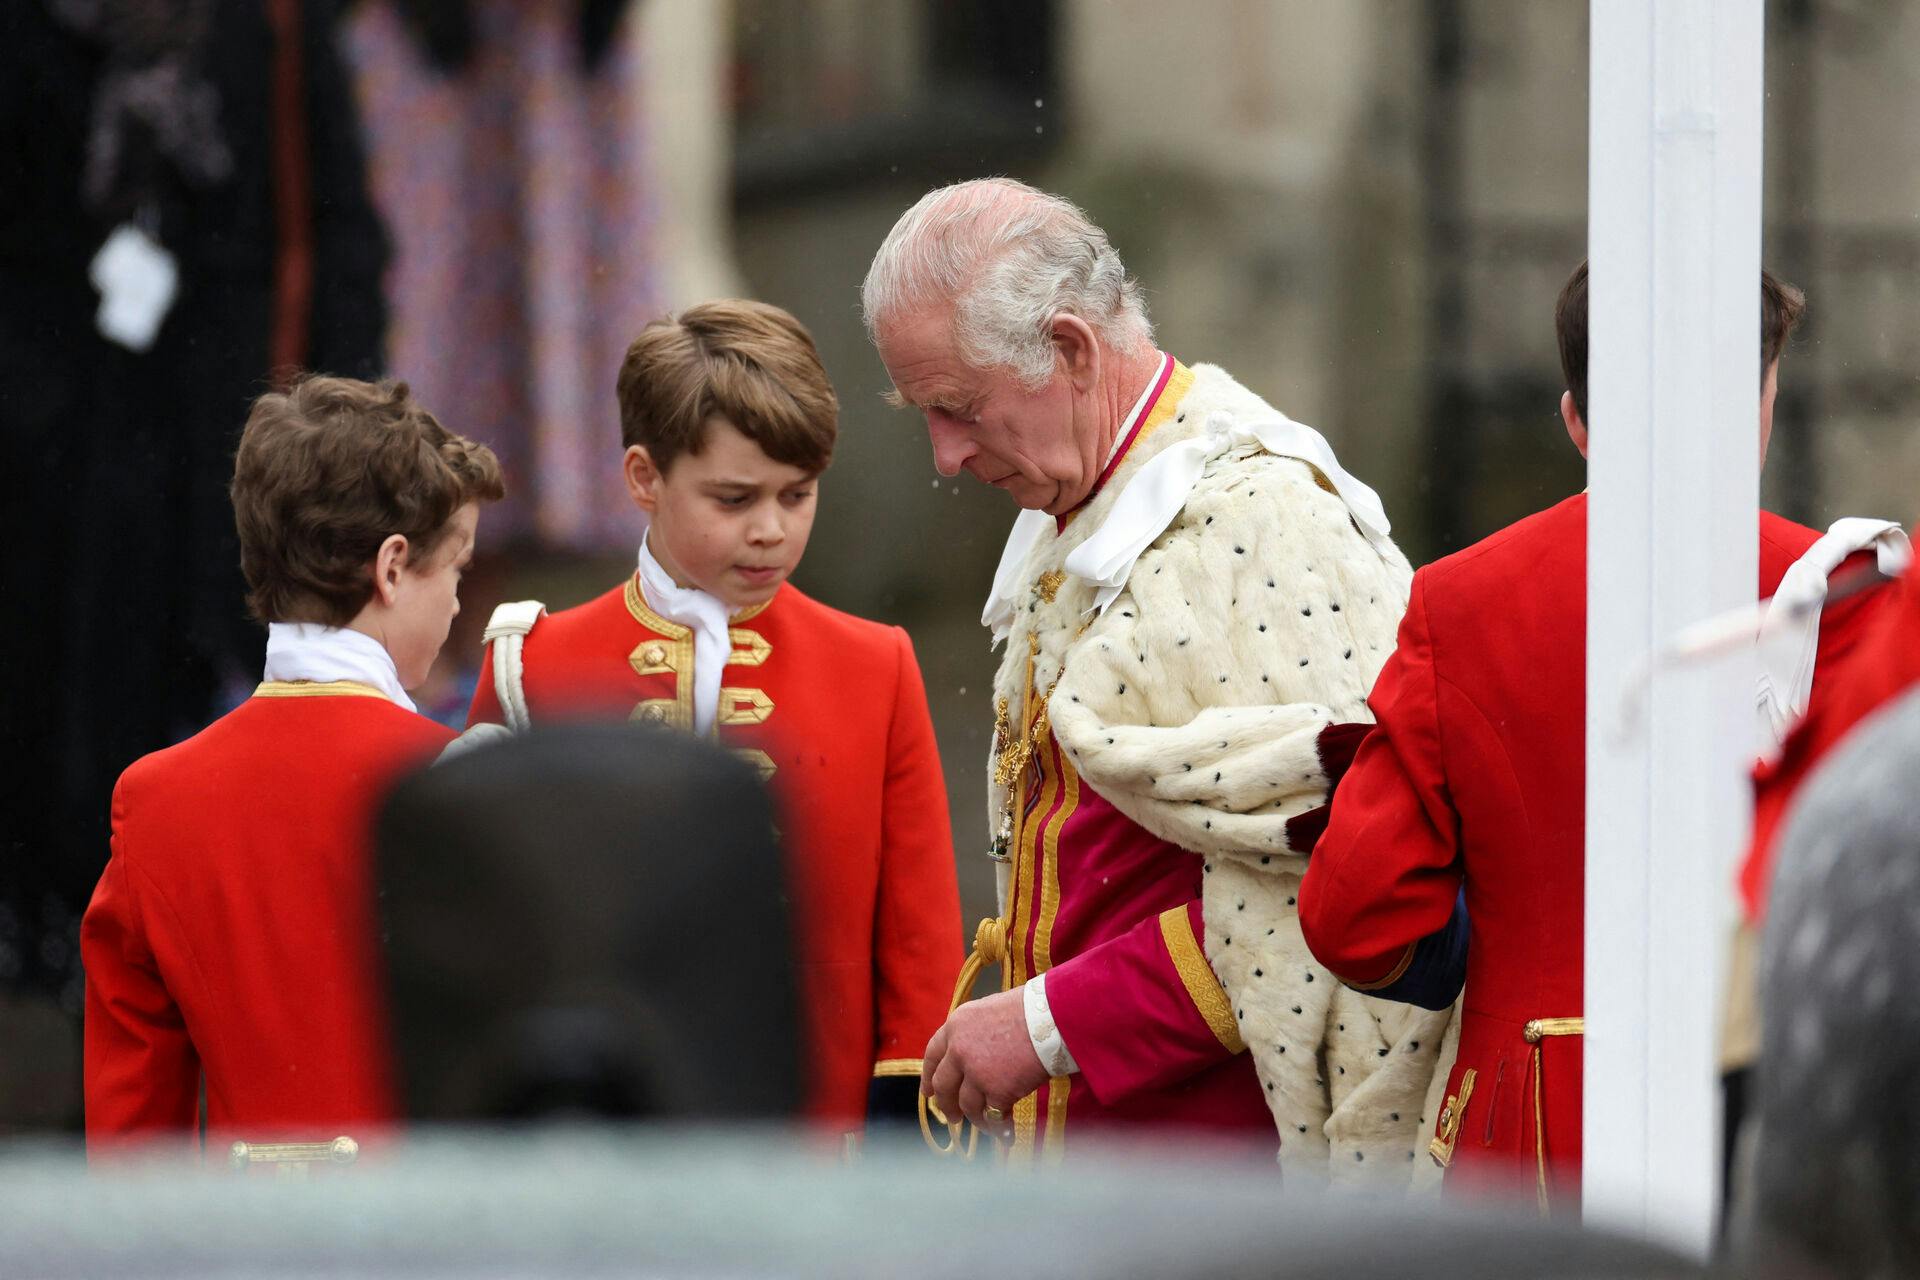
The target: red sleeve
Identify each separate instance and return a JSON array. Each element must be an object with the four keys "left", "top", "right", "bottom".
[
  {"left": 870, "top": 629, "right": 964, "bottom": 1074},
  {"left": 81, "top": 787, "right": 200, "bottom": 1151},
  {"left": 1044, "top": 899, "right": 1243, "bottom": 1106},
  {"left": 466, "top": 640, "right": 505, "bottom": 729},
  {"left": 1298, "top": 571, "right": 1464, "bottom": 986}
]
